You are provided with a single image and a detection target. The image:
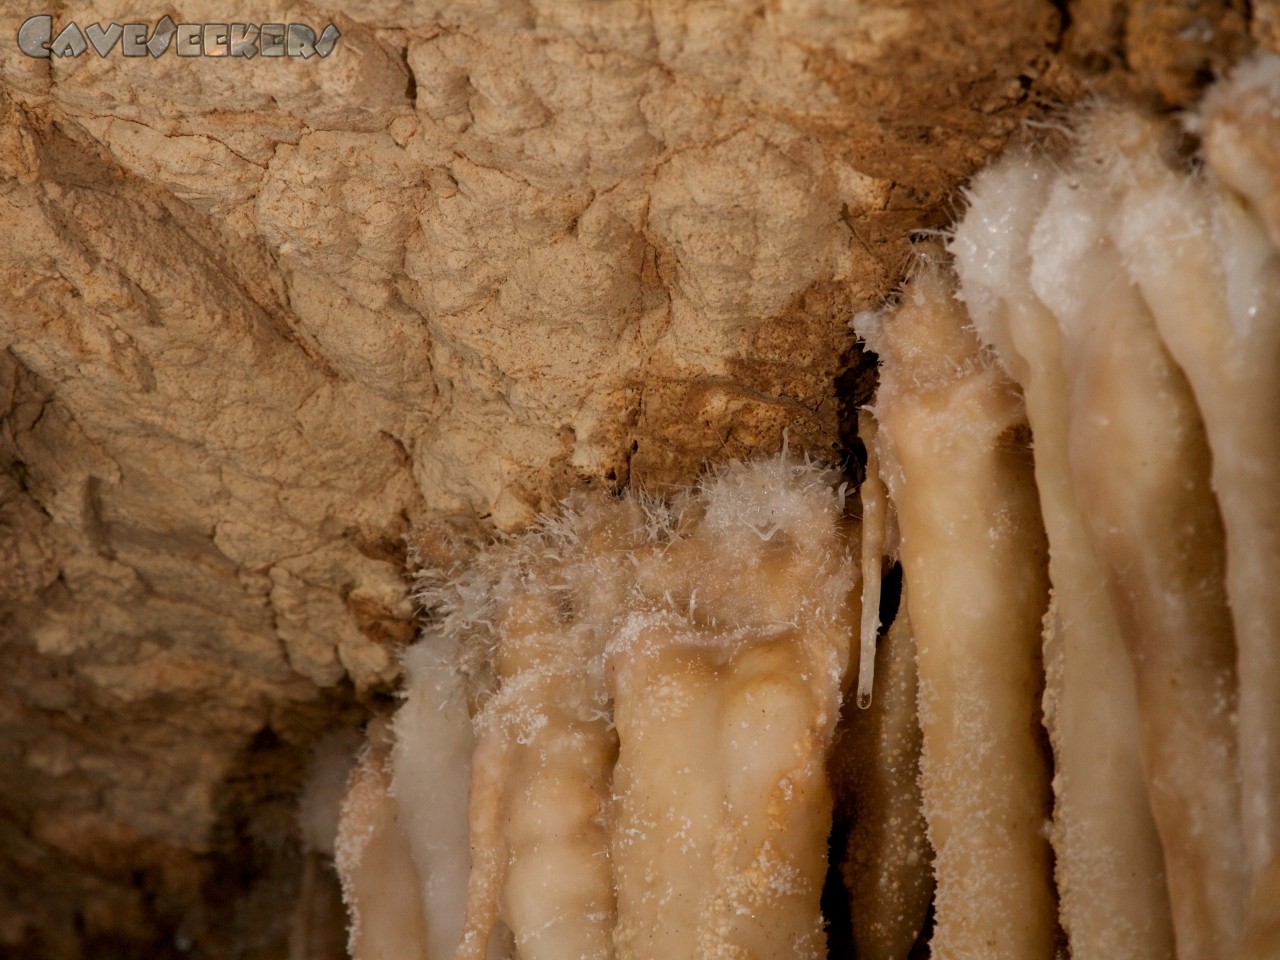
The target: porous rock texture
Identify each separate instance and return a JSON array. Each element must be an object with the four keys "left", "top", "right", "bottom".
[{"left": 0, "top": 1, "right": 1266, "bottom": 957}]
